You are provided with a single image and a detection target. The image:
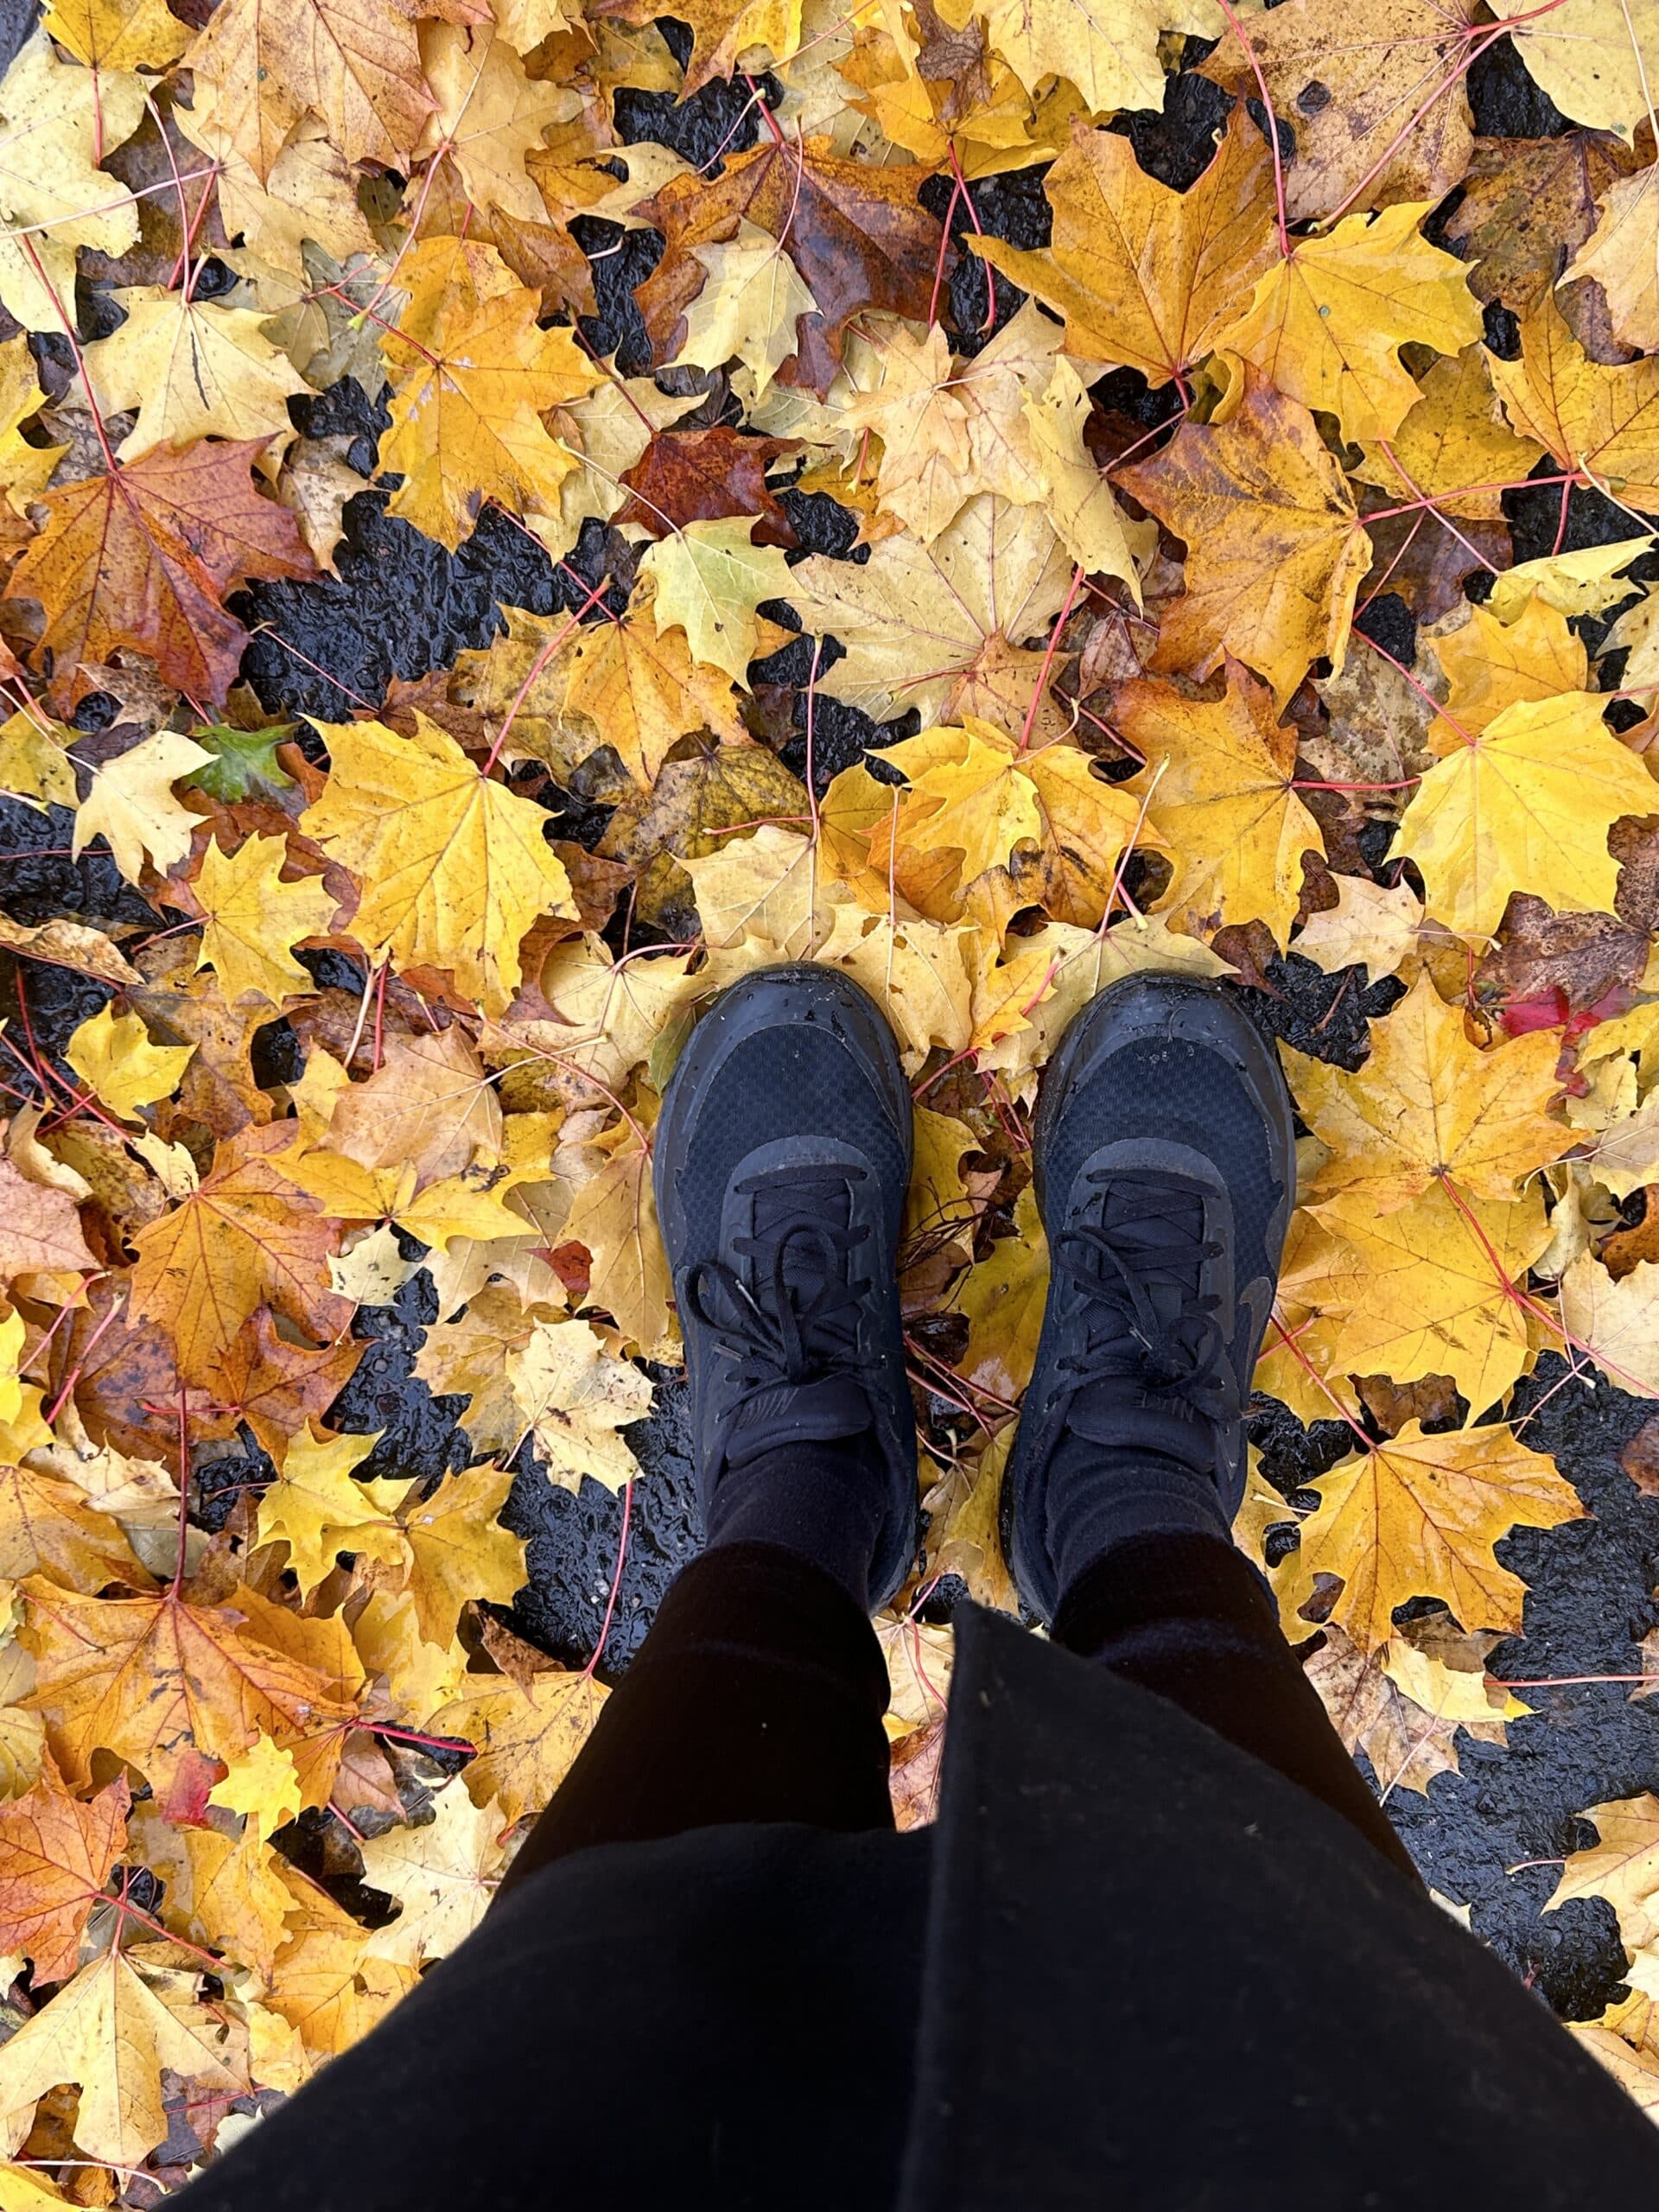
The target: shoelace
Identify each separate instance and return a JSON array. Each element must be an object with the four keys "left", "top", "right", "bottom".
[
  {"left": 683, "top": 1163, "right": 874, "bottom": 1416},
  {"left": 1055, "top": 1171, "right": 1230, "bottom": 1405}
]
